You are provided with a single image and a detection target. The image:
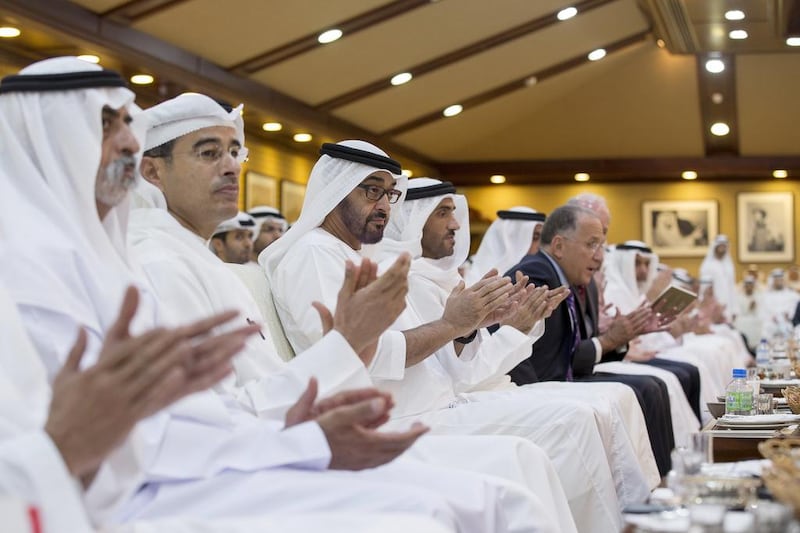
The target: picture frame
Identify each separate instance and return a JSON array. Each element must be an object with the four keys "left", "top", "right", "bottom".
[
  {"left": 280, "top": 180, "right": 307, "bottom": 224},
  {"left": 244, "top": 171, "right": 278, "bottom": 210},
  {"left": 642, "top": 200, "right": 718, "bottom": 257},
  {"left": 737, "top": 192, "right": 794, "bottom": 263}
]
